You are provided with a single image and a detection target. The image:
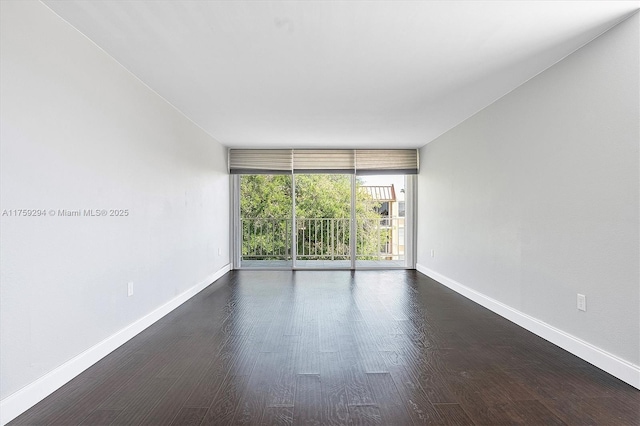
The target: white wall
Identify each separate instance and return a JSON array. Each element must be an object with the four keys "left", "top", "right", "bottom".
[
  {"left": 417, "top": 12, "right": 639, "bottom": 380},
  {"left": 0, "top": 0, "right": 230, "bottom": 405}
]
